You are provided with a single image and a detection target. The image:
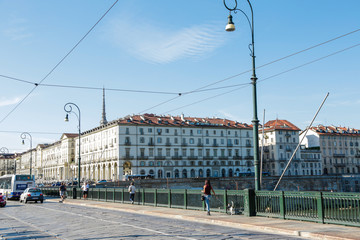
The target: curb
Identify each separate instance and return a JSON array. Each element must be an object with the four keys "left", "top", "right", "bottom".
[{"left": 47, "top": 199, "right": 355, "bottom": 240}]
